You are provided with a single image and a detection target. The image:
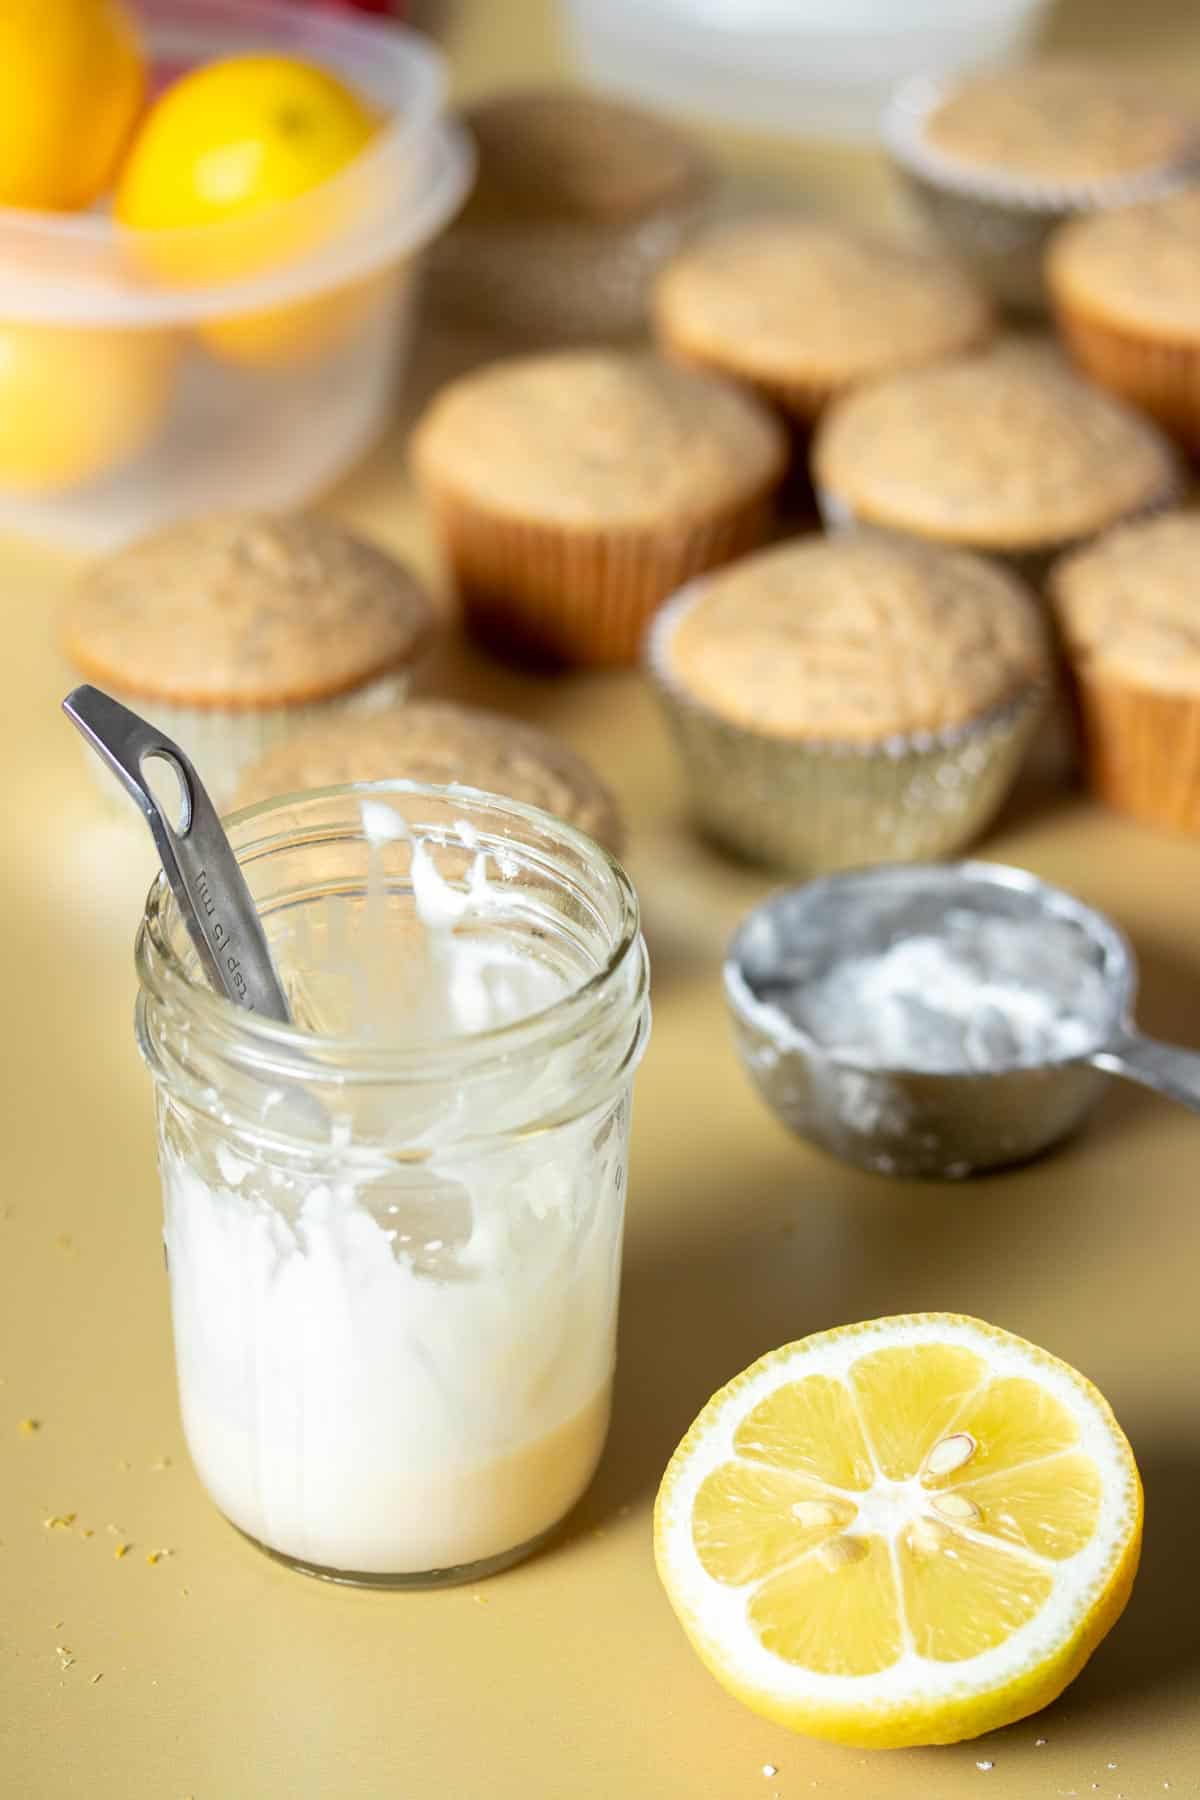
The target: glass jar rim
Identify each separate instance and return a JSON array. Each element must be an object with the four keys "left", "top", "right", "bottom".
[{"left": 135, "top": 778, "right": 647, "bottom": 1088}]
